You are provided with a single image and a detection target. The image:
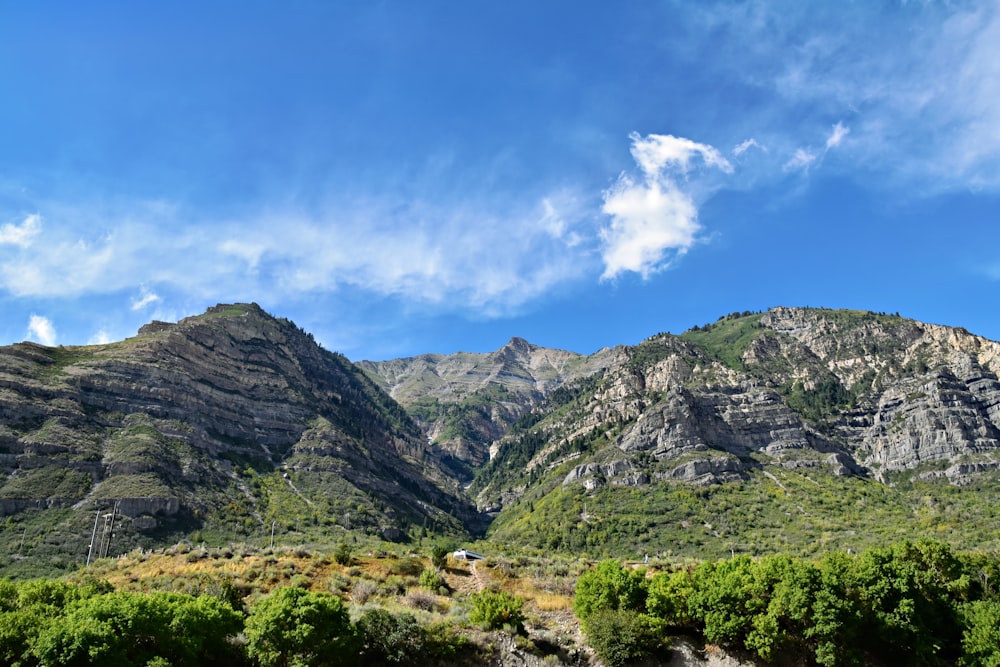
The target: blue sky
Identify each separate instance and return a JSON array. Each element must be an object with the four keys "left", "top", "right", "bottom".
[{"left": 2, "top": 1, "right": 999, "bottom": 361}]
